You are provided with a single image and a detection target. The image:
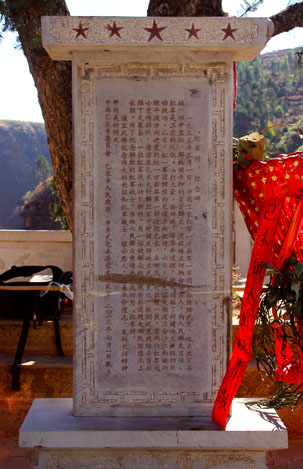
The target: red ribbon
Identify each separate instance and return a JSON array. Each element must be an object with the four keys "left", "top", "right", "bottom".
[{"left": 212, "top": 153, "right": 303, "bottom": 428}]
